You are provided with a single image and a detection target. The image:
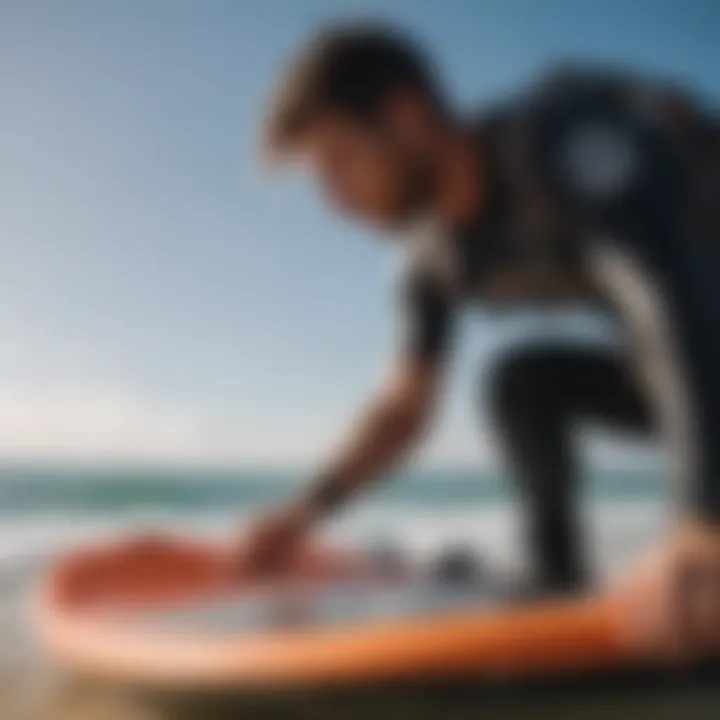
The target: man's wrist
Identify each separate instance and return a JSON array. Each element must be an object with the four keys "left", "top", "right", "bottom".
[{"left": 301, "top": 471, "right": 348, "bottom": 520}]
